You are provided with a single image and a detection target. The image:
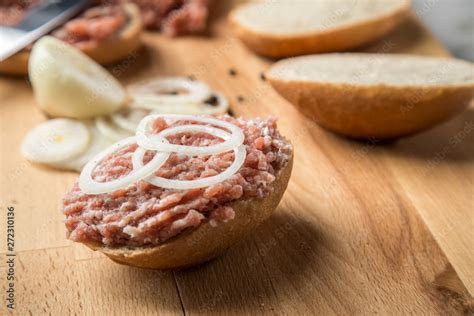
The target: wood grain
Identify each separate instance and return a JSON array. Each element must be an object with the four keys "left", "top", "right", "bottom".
[{"left": 0, "top": 2, "right": 472, "bottom": 315}]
